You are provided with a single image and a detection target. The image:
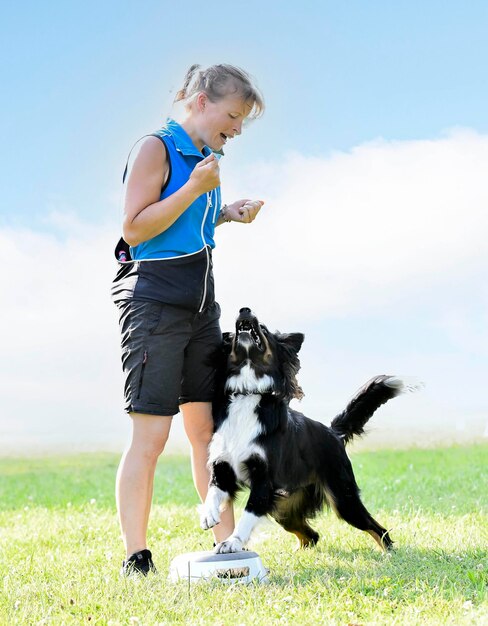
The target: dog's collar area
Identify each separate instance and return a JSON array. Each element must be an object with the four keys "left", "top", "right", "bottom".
[{"left": 228, "top": 390, "right": 276, "bottom": 397}]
